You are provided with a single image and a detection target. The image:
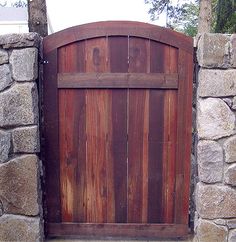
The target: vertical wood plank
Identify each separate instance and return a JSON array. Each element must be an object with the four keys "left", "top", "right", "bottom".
[
  {"left": 59, "top": 90, "right": 86, "bottom": 222},
  {"left": 174, "top": 49, "right": 193, "bottom": 224},
  {"left": 129, "top": 37, "right": 149, "bottom": 73},
  {"left": 43, "top": 49, "right": 61, "bottom": 224},
  {"left": 109, "top": 37, "right": 128, "bottom": 223},
  {"left": 150, "top": 41, "right": 166, "bottom": 73},
  {"left": 148, "top": 90, "right": 165, "bottom": 223},
  {"left": 128, "top": 90, "right": 149, "bottom": 223},
  {"left": 85, "top": 37, "right": 109, "bottom": 223},
  {"left": 162, "top": 90, "right": 178, "bottom": 223}
]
